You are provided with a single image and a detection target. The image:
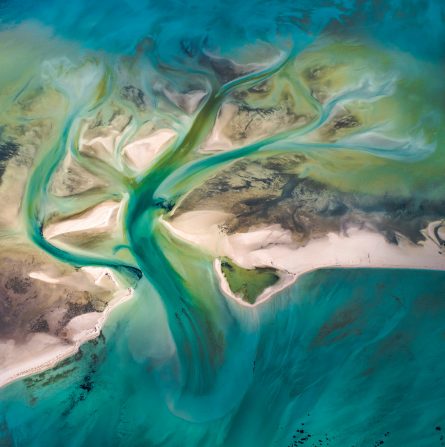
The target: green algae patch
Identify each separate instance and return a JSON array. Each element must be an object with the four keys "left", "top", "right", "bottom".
[{"left": 220, "top": 257, "right": 279, "bottom": 305}]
